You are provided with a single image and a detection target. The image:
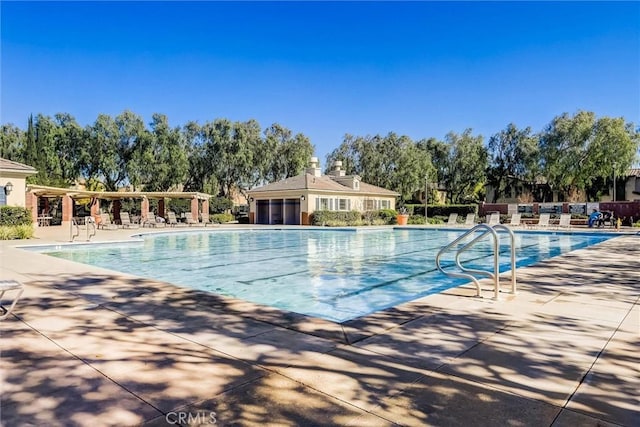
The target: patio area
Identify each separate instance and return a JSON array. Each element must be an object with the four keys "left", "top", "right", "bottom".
[{"left": 1, "top": 225, "right": 638, "bottom": 426}]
